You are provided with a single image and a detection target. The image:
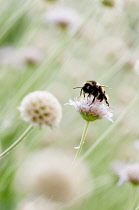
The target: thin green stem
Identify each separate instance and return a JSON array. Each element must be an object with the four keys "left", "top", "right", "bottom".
[
  {"left": 0, "top": 125, "right": 33, "bottom": 159},
  {"left": 81, "top": 93, "right": 139, "bottom": 161},
  {"left": 72, "top": 121, "right": 90, "bottom": 165}
]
